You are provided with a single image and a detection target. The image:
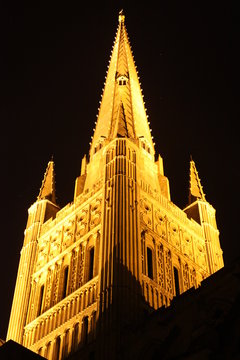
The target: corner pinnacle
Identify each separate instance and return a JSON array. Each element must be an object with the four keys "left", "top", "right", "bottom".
[
  {"left": 188, "top": 158, "right": 206, "bottom": 204},
  {"left": 38, "top": 160, "right": 56, "bottom": 204}
]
